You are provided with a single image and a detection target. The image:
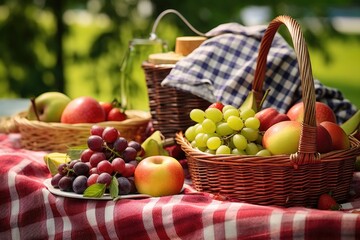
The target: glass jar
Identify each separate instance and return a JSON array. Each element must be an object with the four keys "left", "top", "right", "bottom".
[{"left": 120, "top": 38, "right": 167, "bottom": 111}]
